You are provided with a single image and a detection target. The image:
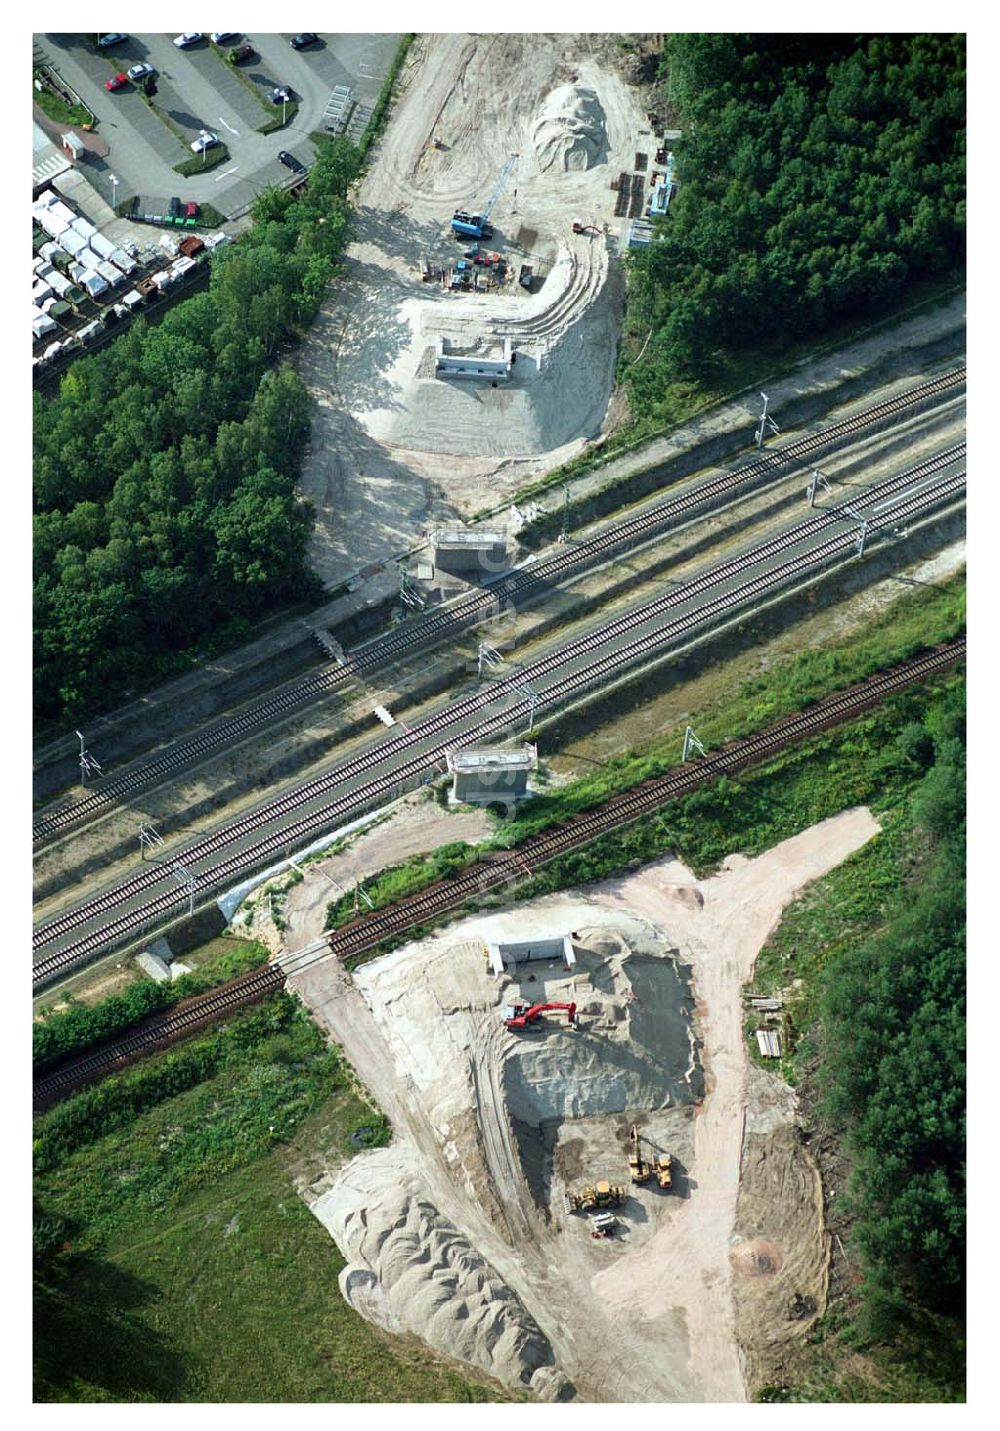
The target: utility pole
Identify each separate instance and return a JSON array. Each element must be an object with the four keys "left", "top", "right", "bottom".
[
  {"left": 288, "top": 854, "right": 374, "bottom": 910},
  {"left": 169, "top": 862, "right": 198, "bottom": 916},
  {"left": 842, "top": 504, "right": 870, "bottom": 557},
  {"left": 514, "top": 683, "right": 537, "bottom": 734},
  {"left": 139, "top": 823, "right": 163, "bottom": 861},
  {"left": 559, "top": 483, "right": 569, "bottom": 543},
  {"left": 682, "top": 726, "right": 706, "bottom": 762},
  {"left": 75, "top": 730, "right": 102, "bottom": 787},
  {"left": 806, "top": 468, "right": 833, "bottom": 507},
  {"left": 478, "top": 641, "right": 502, "bottom": 678},
  {"left": 398, "top": 563, "right": 422, "bottom": 610},
  {"left": 754, "top": 392, "right": 781, "bottom": 450}
]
